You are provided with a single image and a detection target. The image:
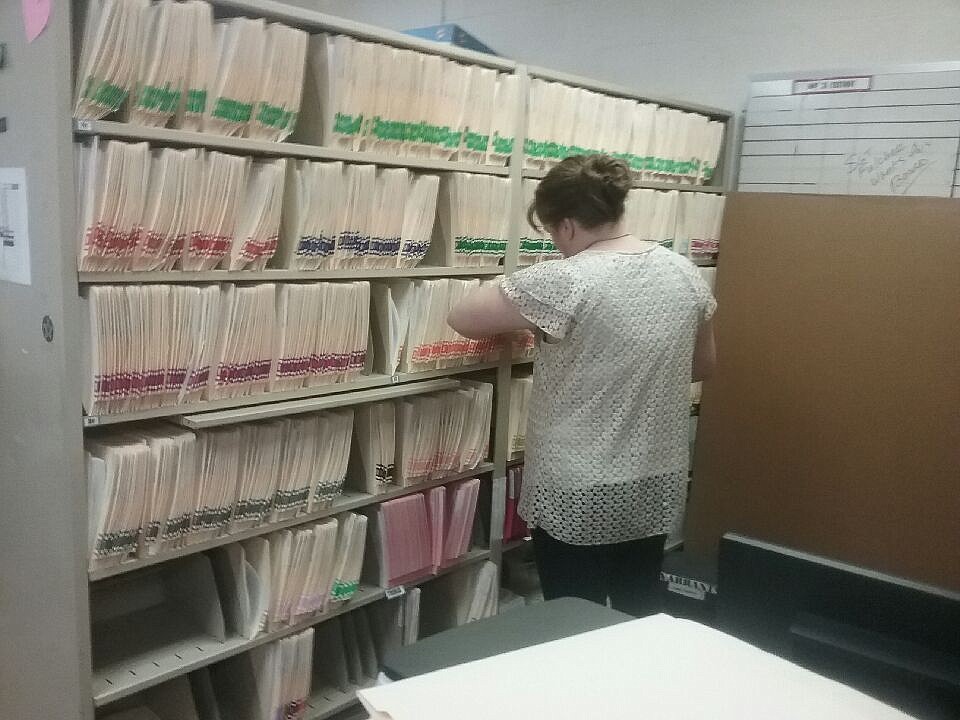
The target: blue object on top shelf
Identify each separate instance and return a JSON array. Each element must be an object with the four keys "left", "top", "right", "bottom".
[{"left": 404, "top": 23, "right": 499, "bottom": 56}]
